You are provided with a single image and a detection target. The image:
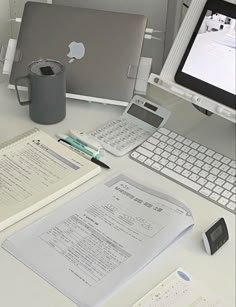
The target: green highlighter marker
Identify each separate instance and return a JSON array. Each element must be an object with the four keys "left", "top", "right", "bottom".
[{"left": 57, "top": 134, "right": 101, "bottom": 159}]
